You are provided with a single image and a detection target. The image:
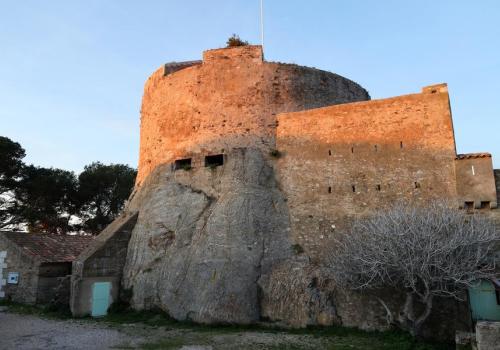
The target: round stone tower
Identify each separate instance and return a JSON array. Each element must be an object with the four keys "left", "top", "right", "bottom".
[
  {"left": 136, "top": 45, "right": 369, "bottom": 185},
  {"left": 120, "top": 45, "right": 370, "bottom": 325}
]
